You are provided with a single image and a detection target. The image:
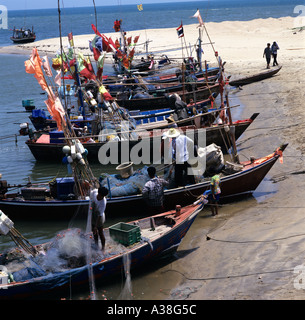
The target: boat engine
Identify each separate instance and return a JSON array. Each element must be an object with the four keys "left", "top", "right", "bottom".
[{"left": 19, "top": 122, "right": 29, "bottom": 136}]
